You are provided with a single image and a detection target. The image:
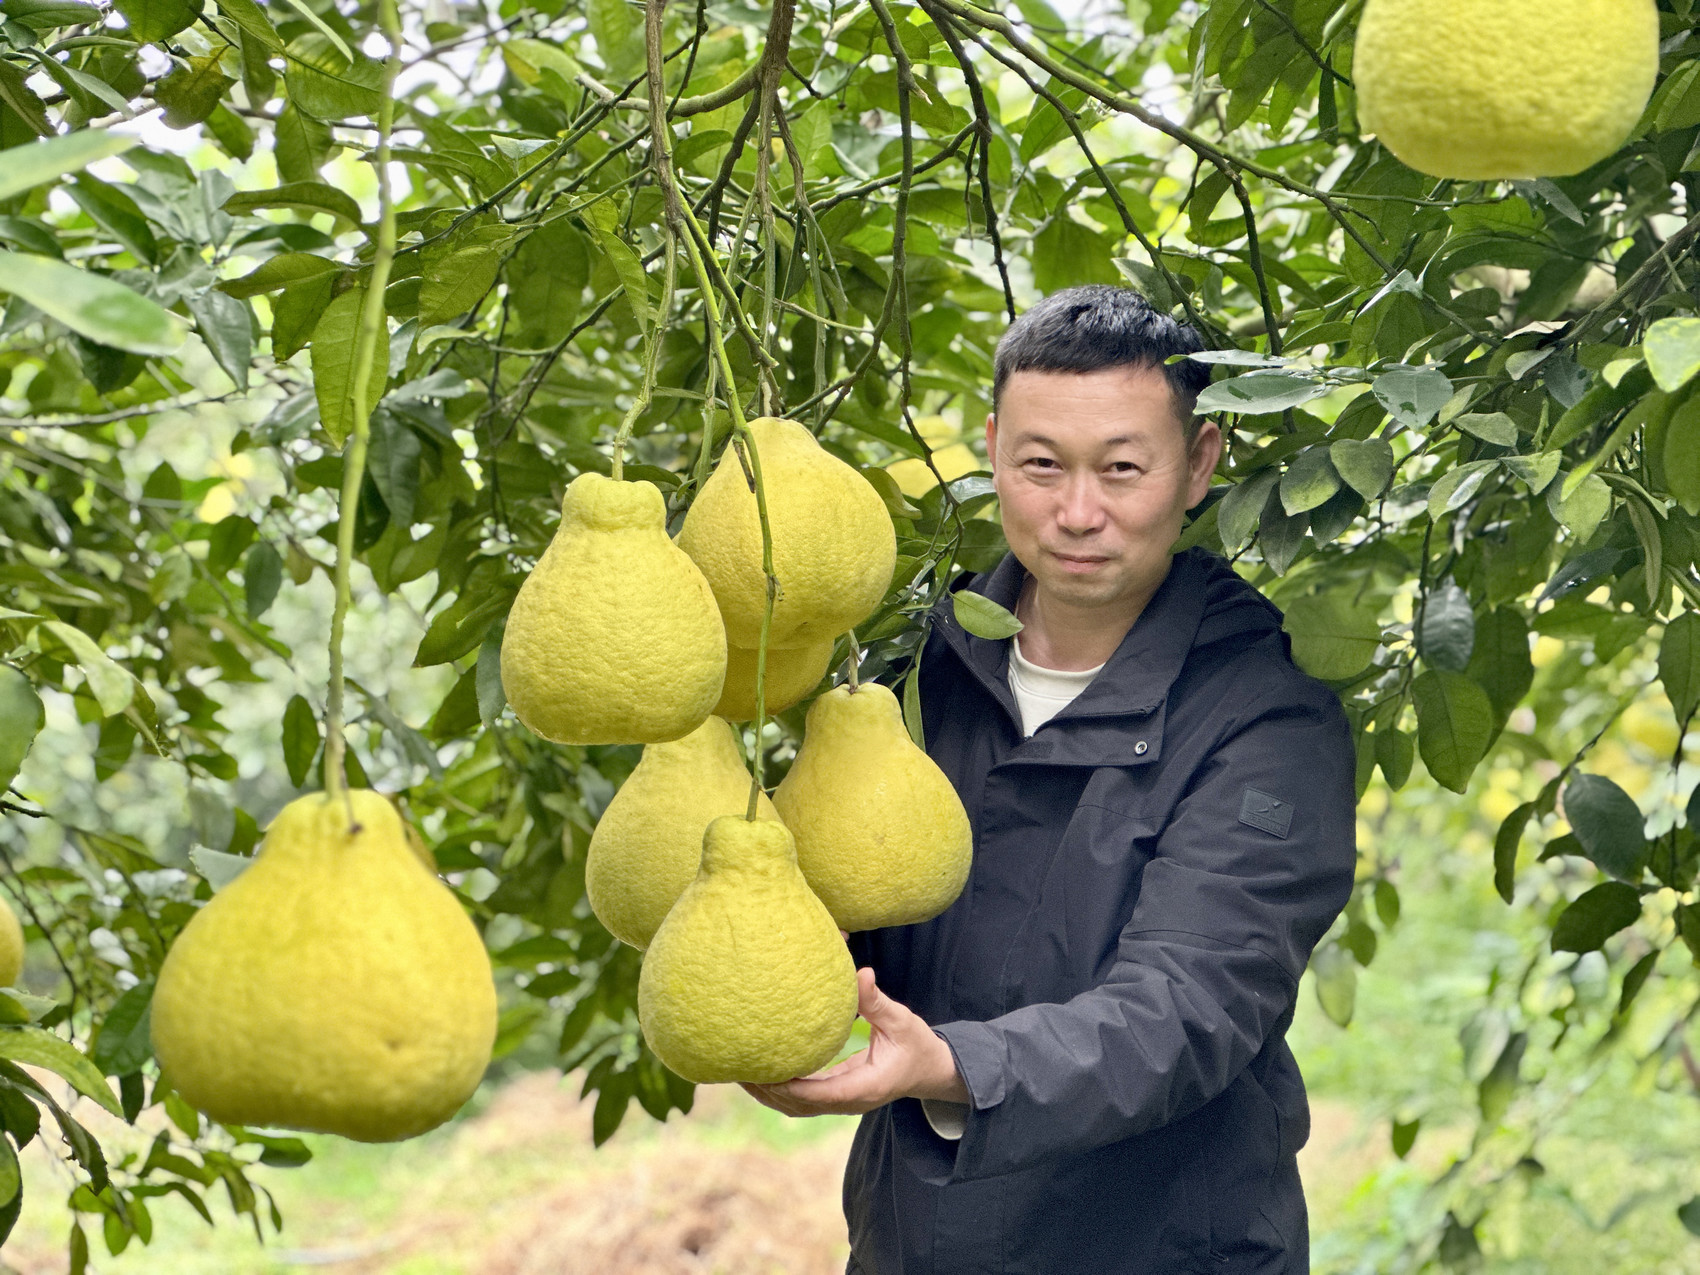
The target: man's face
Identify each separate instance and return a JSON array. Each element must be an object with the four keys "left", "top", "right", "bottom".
[{"left": 988, "top": 366, "right": 1222, "bottom": 613}]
